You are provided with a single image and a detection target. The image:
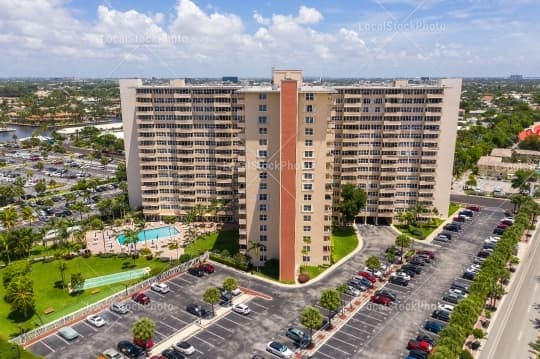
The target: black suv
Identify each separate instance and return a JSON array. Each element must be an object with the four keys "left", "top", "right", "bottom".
[
  {"left": 432, "top": 309, "right": 451, "bottom": 322},
  {"left": 402, "top": 264, "right": 422, "bottom": 274},
  {"left": 188, "top": 267, "right": 205, "bottom": 277},
  {"left": 186, "top": 303, "right": 210, "bottom": 318},
  {"left": 117, "top": 341, "right": 145, "bottom": 359},
  {"left": 443, "top": 224, "right": 460, "bottom": 232},
  {"left": 389, "top": 276, "right": 409, "bottom": 286}
]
